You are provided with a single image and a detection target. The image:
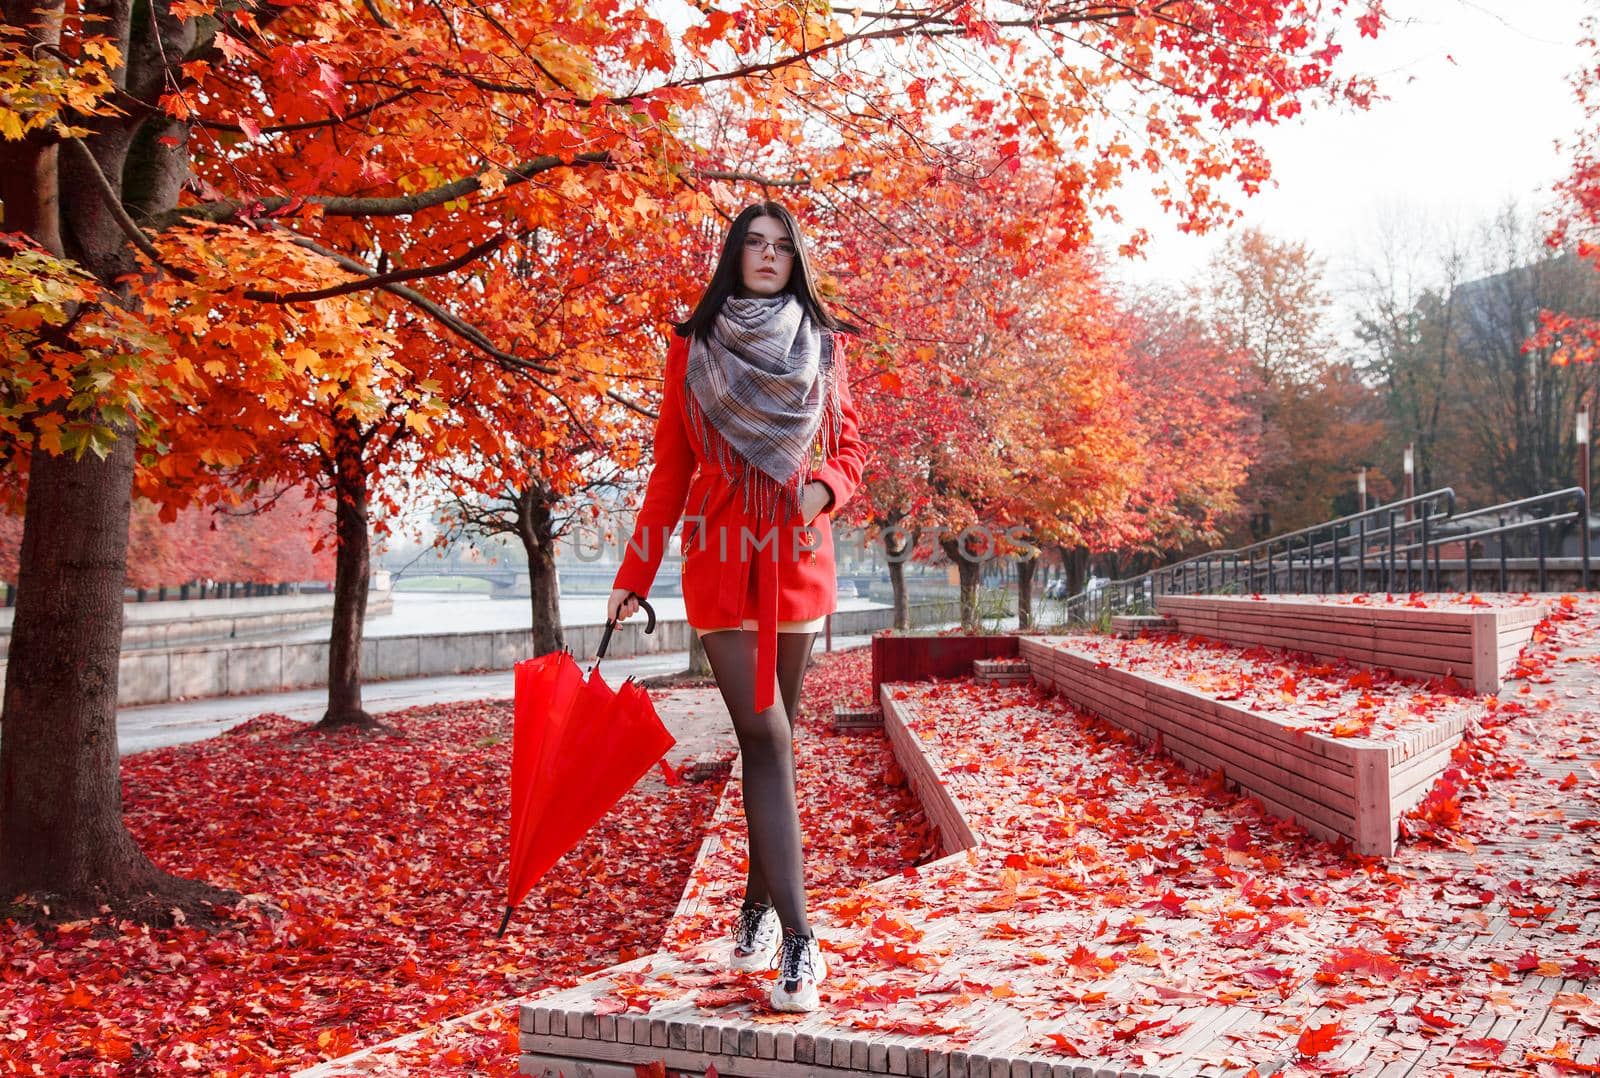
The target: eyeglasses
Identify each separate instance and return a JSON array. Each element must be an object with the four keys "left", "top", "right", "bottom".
[{"left": 743, "top": 235, "right": 798, "bottom": 259}]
